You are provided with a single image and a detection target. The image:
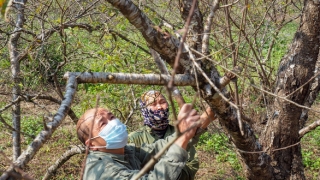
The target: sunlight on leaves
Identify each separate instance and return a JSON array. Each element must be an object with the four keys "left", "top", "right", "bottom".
[{"left": 0, "top": 0, "right": 10, "bottom": 16}]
